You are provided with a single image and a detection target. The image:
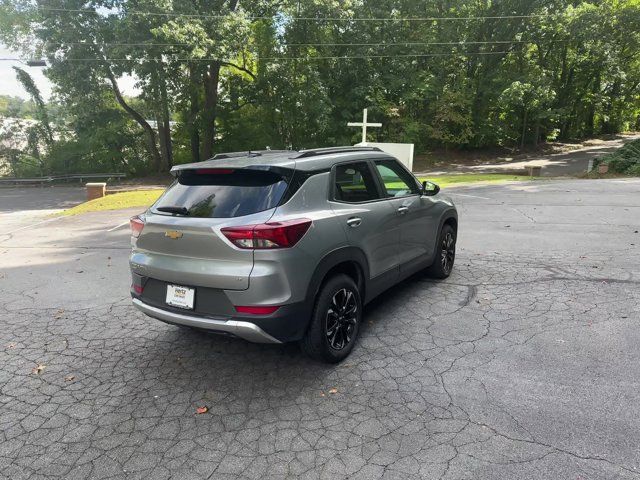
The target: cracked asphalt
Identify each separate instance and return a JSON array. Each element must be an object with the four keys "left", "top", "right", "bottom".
[{"left": 1, "top": 179, "right": 639, "bottom": 479}]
